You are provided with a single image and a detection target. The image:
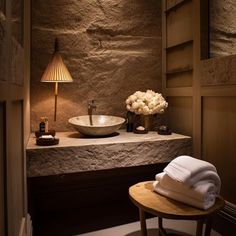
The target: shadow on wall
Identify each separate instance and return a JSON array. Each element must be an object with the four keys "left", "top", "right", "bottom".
[{"left": 125, "top": 228, "right": 192, "bottom": 236}]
